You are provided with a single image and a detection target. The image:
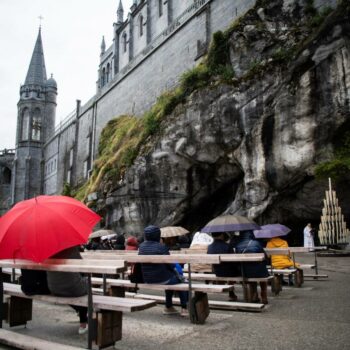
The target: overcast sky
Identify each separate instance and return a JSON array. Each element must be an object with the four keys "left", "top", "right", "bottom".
[{"left": 0, "top": 0, "right": 133, "bottom": 150}]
